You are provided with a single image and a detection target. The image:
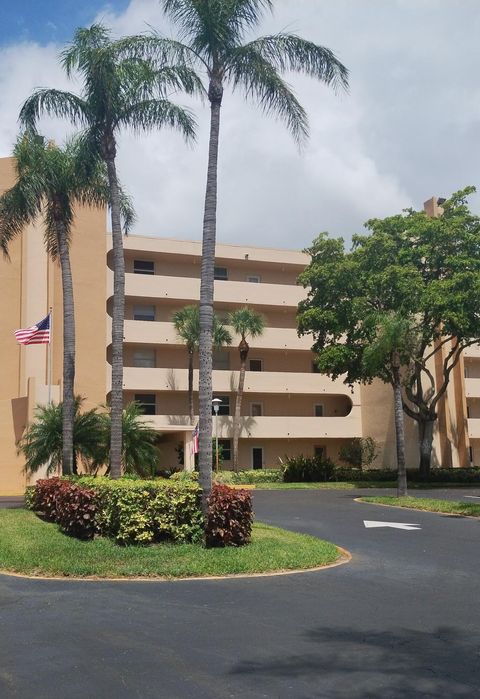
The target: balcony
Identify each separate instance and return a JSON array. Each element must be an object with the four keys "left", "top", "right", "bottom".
[
  {"left": 465, "top": 378, "right": 480, "bottom": 398},
  {"left": 120, "top": 319, "right": 314, "bottom": 352},
  {"left": 119, "top": 366, "right": 359, "bottom": 399},
  {"left": 147, "top": 411, "right": 362, "bottom": 439},
  {"left": 114, "top": 271, "right": 305, "bottom": 309},
  {"left": 464, "top": 344, "right": 480, "bottom": 358},
  {"left": 468, "top": 419, "right": 480, "bottom": 439}
]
